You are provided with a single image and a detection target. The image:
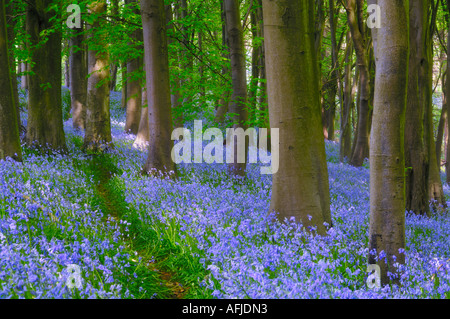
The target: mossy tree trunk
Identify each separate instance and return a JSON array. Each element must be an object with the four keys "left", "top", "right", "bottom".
[
  {"left": 26, "top": 0, "right": 66, "bottom": 153},
  {"left": 83, "top": 0, "right": 112, "bottom": 152},
  {"left": 263, "top": 0, "right": 331, "bottom": 235},
  {"left": 0, "top": 0, "right": 22, "bottom": 162},
  {"left": 70, "top": 23, "right": 87, "bottom": 130}
]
